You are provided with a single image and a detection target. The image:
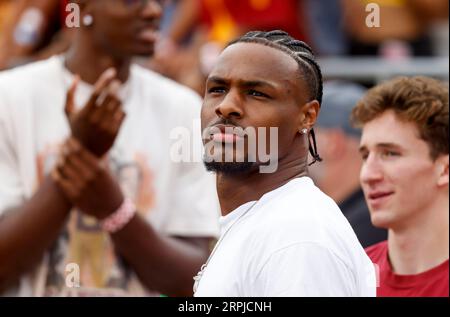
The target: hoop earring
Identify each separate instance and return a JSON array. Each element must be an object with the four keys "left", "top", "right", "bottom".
[{"left": 82, "top": 15, "right": 94, "bottom": 27}]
